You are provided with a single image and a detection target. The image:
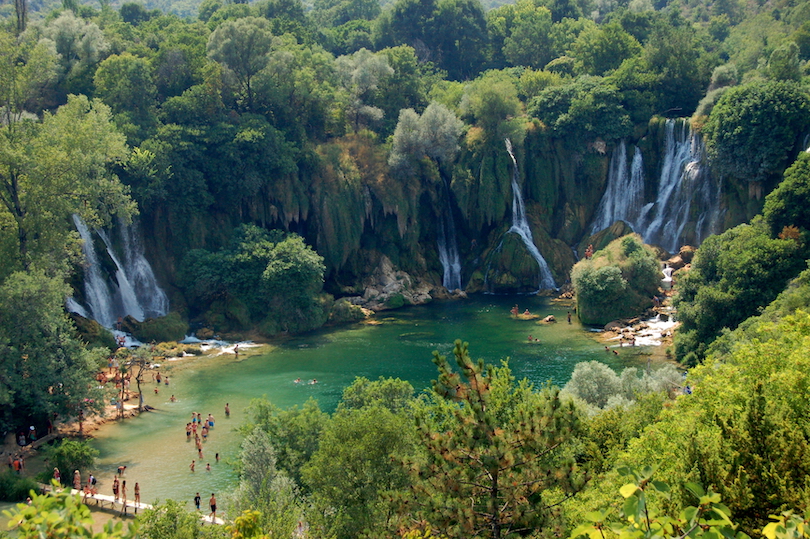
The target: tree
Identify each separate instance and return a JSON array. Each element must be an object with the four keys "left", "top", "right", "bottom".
[
  {"left": 43, "top": 12, "right": 109, "bottom": 96},
  {"left": 0, "top": 271, "right": 107, "bottom": 432},
  {"left": 763, "top": 152, "right": 810, "bottom": 237},
  {"left": 207, "top": 17, "right": 274, "bottom": 111},
  {"left": 703, "top": 81, "right": 810, "bottom": 184},
  {"left": 404, "top": 340, "right": 586, "bottom": 539},
  {"left": 432, "top": 0, "right": 488, "bottom": 80},
  {"left": 94, "top": 52, "right": 158, "bottom": 143},
  {"left": 335, "top": 48, "right": 393, "bottom": 131},
  {"left": 303, "top": 406, "right": 415, "bottom": 538},
  {"left": 46, "top": 440, "right": 99, "bottom": 483},
  {"left": 338, "top": 376, "right": 415, "bottom": 413},
  {"left": 0, "top": 94, "right": 134, "bottom": 275},
  {"left": 571, "top": 22, "right": 642, "bottom": 76},
  {"left": 389, "top": 101, "right": 464, "bottom": 174},
  {"left": 497, "top": 1, "right": 555, "bottom": 69}
]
